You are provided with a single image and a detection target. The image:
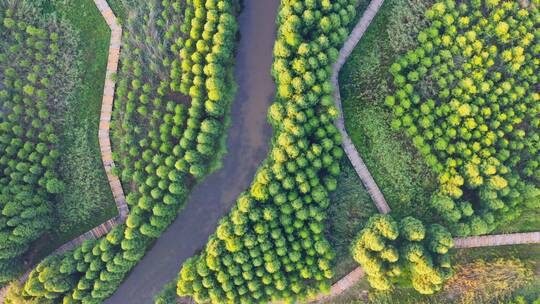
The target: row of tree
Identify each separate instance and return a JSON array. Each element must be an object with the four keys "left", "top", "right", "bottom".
[
  {"left": 0, "top": 0, "right": 79, "bottom": 283},
  {"left": 172, "top": 0, "right": 239, "bottom": 178},
  {"left": 386, "top": 0, "right": 540, "bottom": 236},
  {"left": 176, "top": 0, "right": 360, "bottom": 303},
  {"left": 11, "top": 0, "right": 241, "bottom": 302}
]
